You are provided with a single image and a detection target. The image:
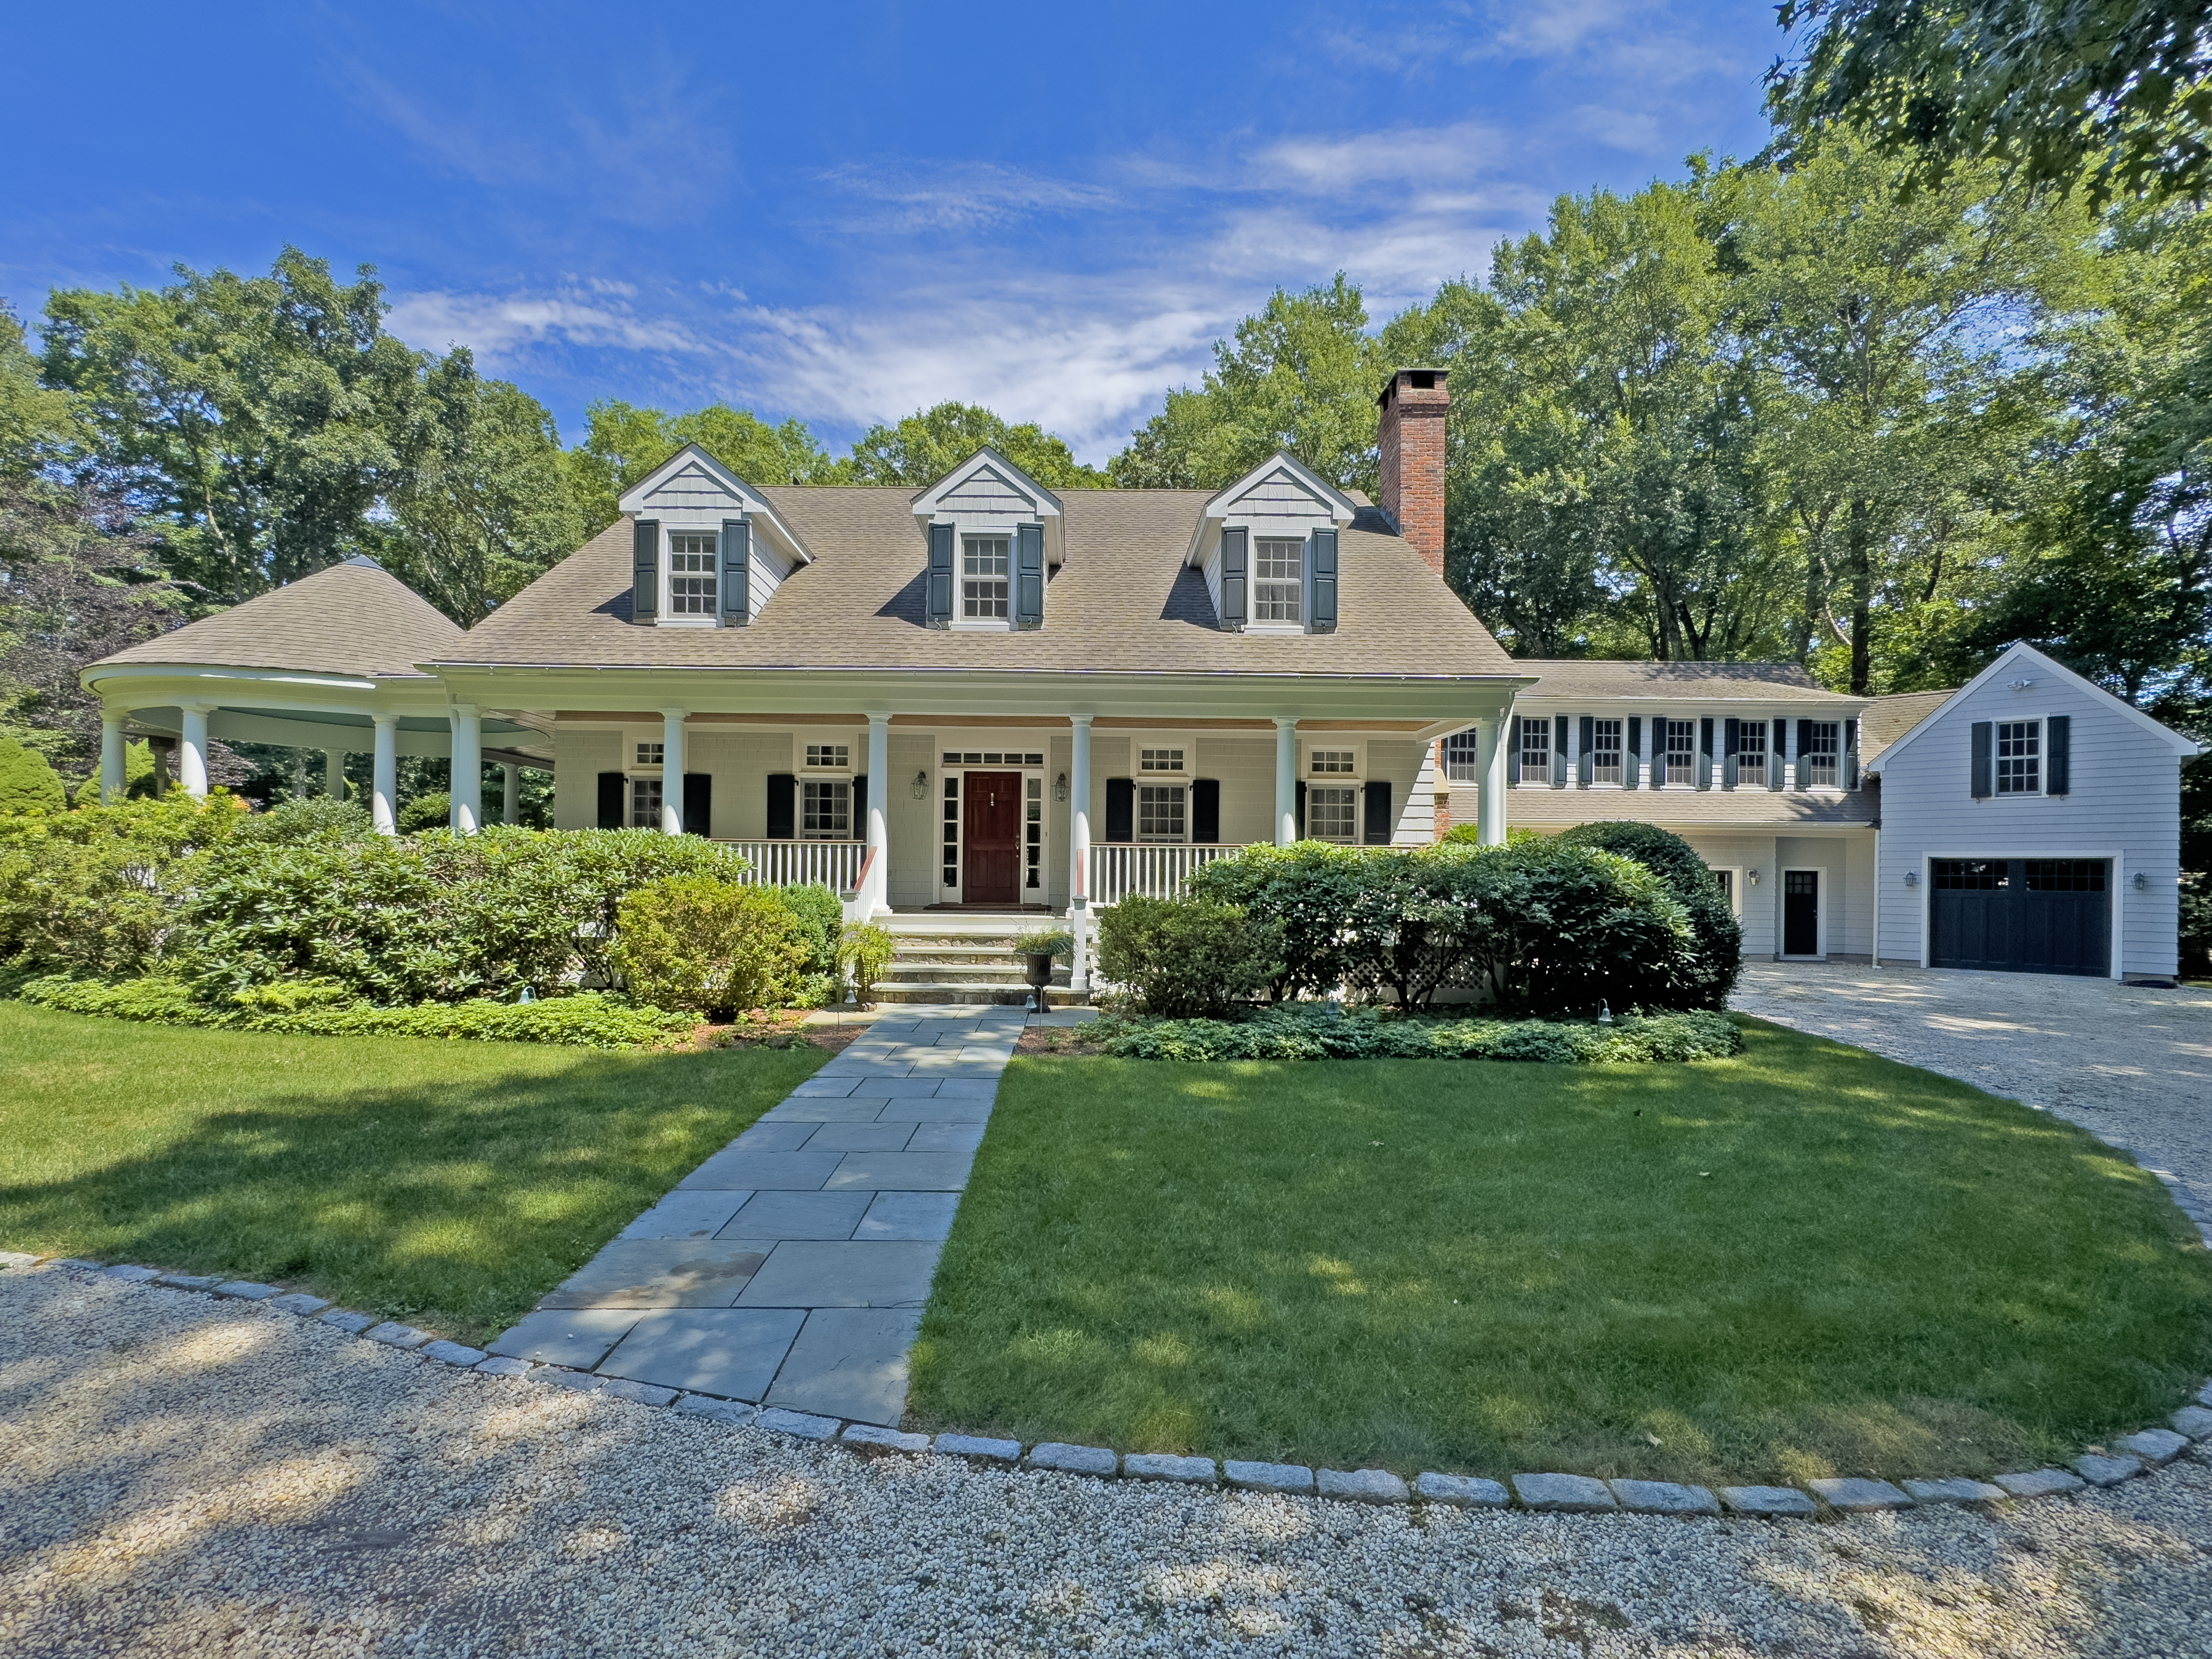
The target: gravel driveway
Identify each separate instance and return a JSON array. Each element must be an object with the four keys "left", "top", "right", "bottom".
[
  {"left": 6, "top": 1266, "right": 2212, "bottom": 1658},
  {"left": 1734, "top": 963, "right": 2212, "bottom": 1237}
]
